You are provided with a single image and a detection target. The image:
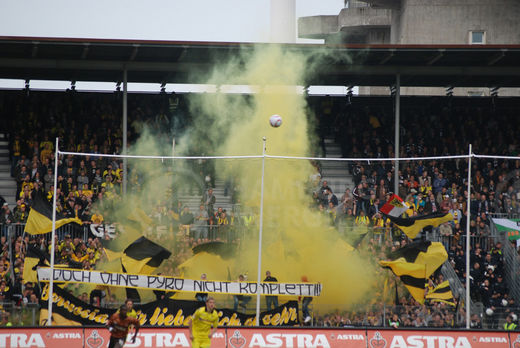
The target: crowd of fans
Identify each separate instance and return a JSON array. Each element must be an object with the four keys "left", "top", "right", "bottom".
[{"left": 0, "top": 90, "right": 519, "bottom": 329}]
